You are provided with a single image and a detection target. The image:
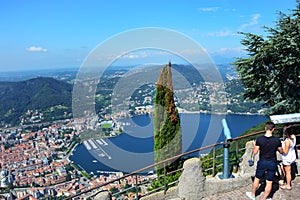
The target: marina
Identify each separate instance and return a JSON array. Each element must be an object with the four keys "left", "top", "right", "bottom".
[{"left": 83, "top": 139, "right": 112, "bottom": 160}]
